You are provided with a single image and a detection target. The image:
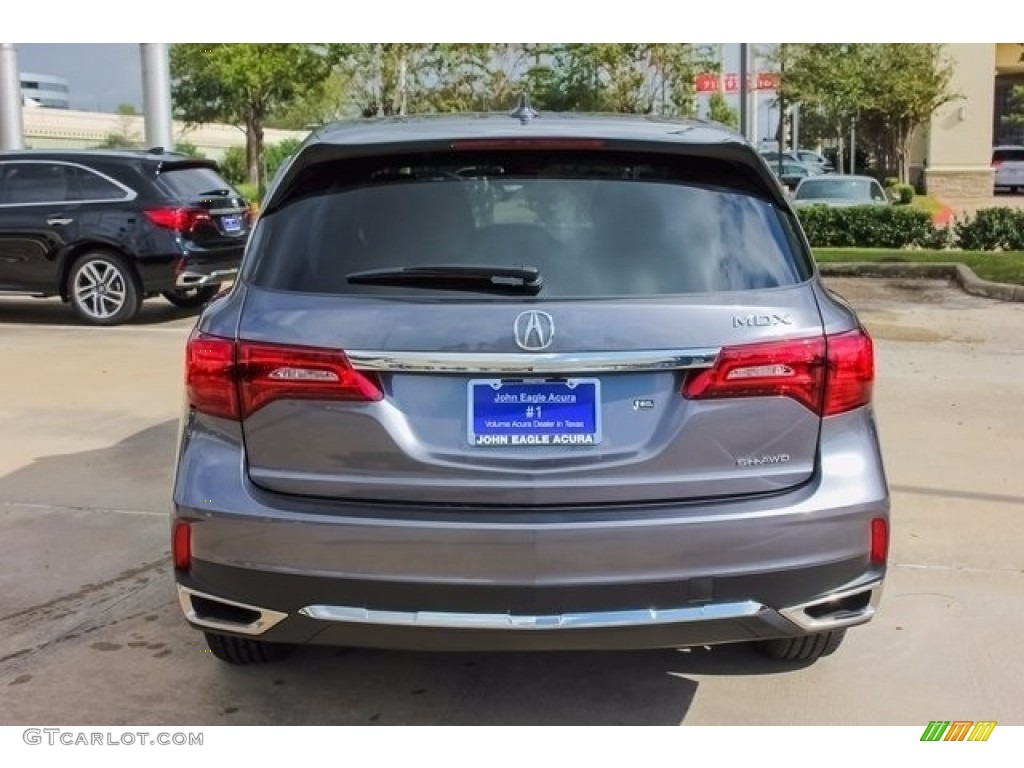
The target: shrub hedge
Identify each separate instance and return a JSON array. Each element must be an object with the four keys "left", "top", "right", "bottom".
[
  {"left": 796, "top": 204, "right": 1024, "bottom": 251},
  {"left": 953, "top": 207, "right": 1024, "bottom": 251}
]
